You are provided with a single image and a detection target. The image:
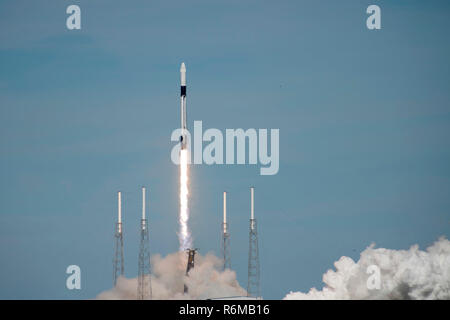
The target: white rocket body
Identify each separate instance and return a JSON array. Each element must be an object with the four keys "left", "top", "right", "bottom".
[{"left": 180, "top": 62, "right": 187, "bottom": 150}]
